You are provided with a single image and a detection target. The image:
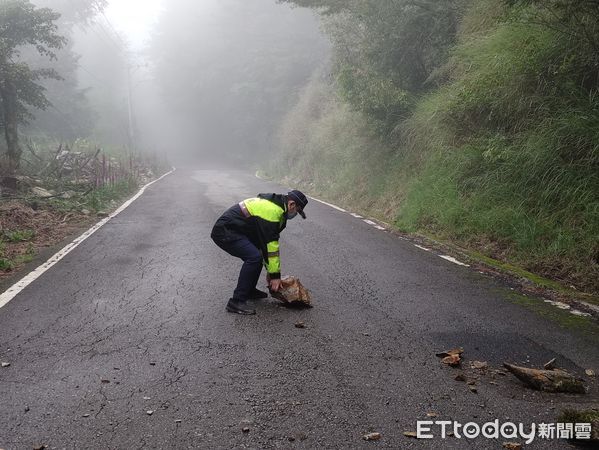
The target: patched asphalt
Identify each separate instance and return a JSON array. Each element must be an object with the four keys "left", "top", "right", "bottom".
[{"left": 0, "top": 168, "right": 598, "bottom": 449}]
